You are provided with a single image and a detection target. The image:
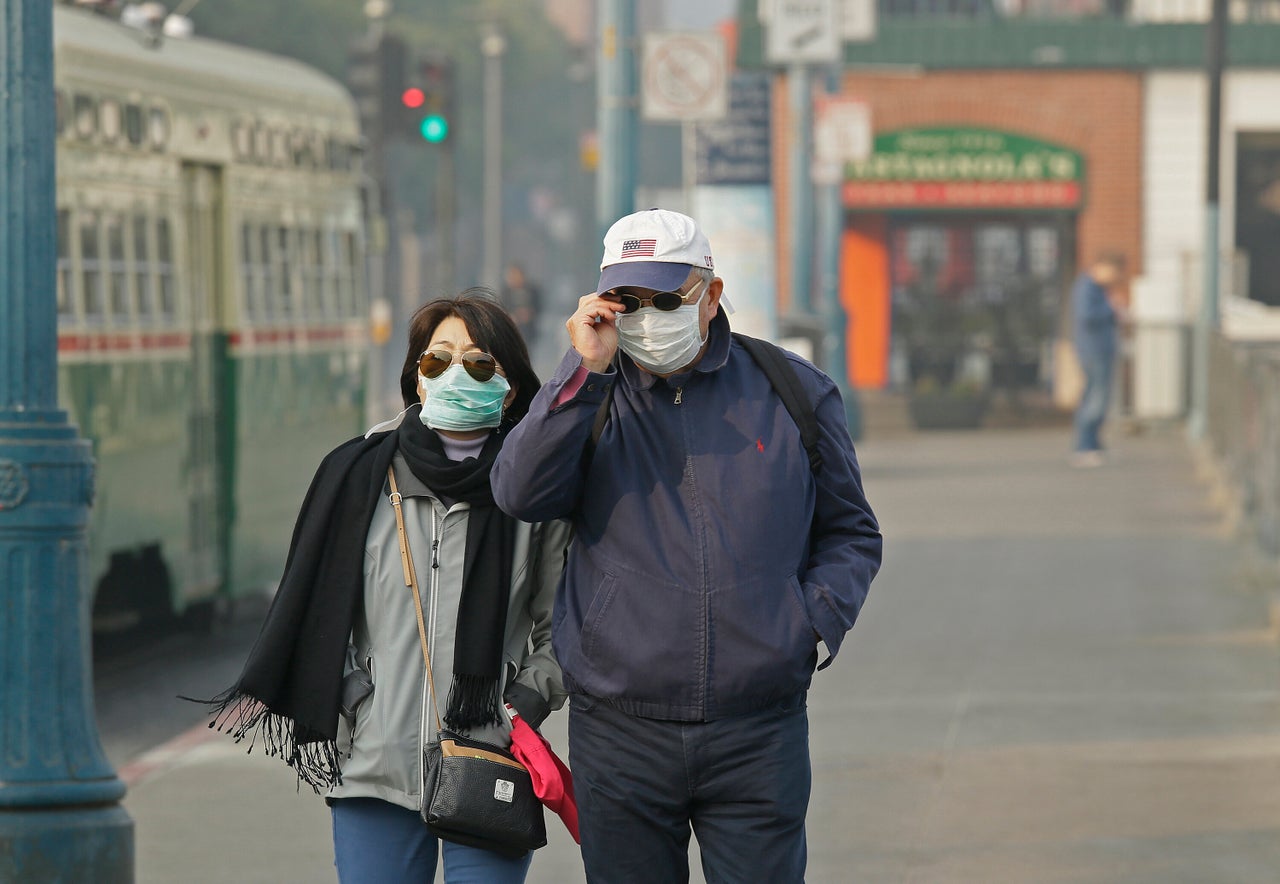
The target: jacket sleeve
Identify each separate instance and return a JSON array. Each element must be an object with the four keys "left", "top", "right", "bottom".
[
  {"left": 799, "top": 370, "right": 883, "bottom": 669},
  {"left": 492, "top": 349, "right": 615, "bottom": 522},
  {"left": 503, "top": 518, "right": 572, "bottom": 728}
]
